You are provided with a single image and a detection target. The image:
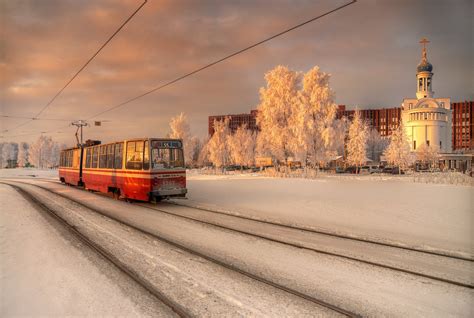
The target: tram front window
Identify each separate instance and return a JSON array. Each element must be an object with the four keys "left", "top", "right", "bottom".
[{"left": 151, "top": 141, "right": 184, "bottom": 169}]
